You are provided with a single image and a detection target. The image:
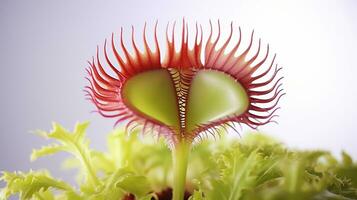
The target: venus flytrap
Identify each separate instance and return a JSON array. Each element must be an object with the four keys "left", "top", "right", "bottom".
[{"left": 85, "top": 20, "right": 283, "bottom": 200}]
